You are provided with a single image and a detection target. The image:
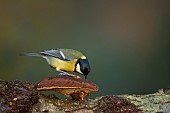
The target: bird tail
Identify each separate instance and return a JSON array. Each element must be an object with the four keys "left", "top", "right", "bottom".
[{"left": 19, "top": 52, "right": 42, "bottom": 57}]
